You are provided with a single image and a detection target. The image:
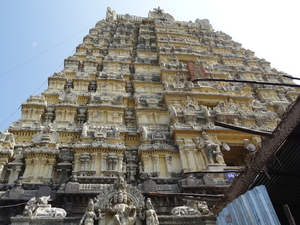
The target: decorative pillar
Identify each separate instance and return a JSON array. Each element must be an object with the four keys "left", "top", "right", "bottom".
[
  {"left": 38, "top": 158, "right": 48, "bottom": 180},
  {"left": 22, "top": 158, "right": 33, "bottom": 178},
  {"left": 141, "top": 155, "right": 149, "bottom": 172},
  {"left": 165, "top": 155, "right": 173, "bottom": 175},
  {"left": 194, "top": 149, "right": 205, "bottom": 170},
  {"left": 151, "top": 154, "right": 159, "bottom": 176},
  {"left": 101, "top": 153, "right": 108, "bottom": 175},
  {"left": 90, "top": 153, "right": 97, "bottom": 175},
  {"left": 117, "top": 154, "right": 123, "bottom": 172},
  {"left": 29, "top": 158, "right": 38, "bottom": 181},
  {"left": 8, "top": 165, "right": 22, "bottom": 184},
  {"left": 0, "top": 158, "right": 8, "bottom": 181},
  {"left": 184, "top": 149, "right": 191, "bottom": 171},
  {"left": 47, "top": 159, "right": 56, "bottom": 178},
  {"left": 73, "top": 154, "right": 80, "bottom": 175}
]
